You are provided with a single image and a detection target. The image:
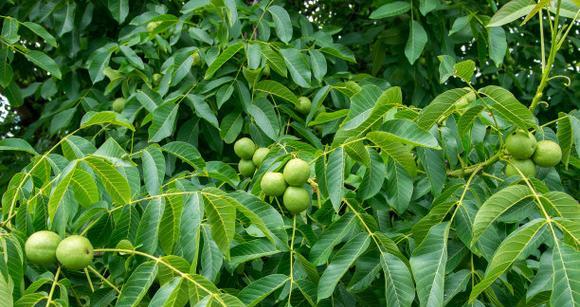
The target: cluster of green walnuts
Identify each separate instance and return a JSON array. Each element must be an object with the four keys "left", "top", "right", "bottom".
[
  {"left": 24, "top": 231, "right": 94, "bottom": 270},
  {"left": 234, "top": 138, "right": 311, "bottom": 215},
  {"left": 504, "top": 130, "right": 562, "bottom": 177}
]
